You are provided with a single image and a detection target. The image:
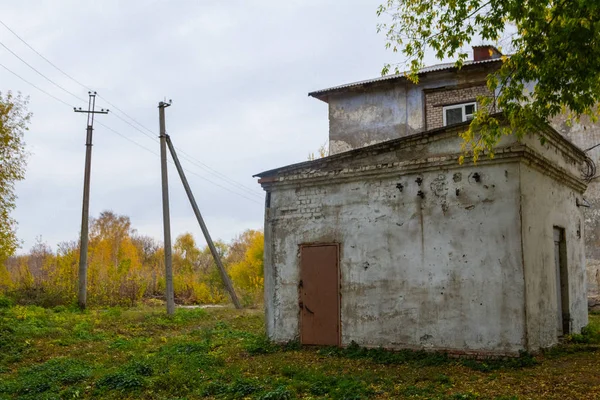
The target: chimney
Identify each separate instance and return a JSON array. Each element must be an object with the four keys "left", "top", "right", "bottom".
[{"left": 472, "top": 45, "right": 502, "bottom": 62}]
